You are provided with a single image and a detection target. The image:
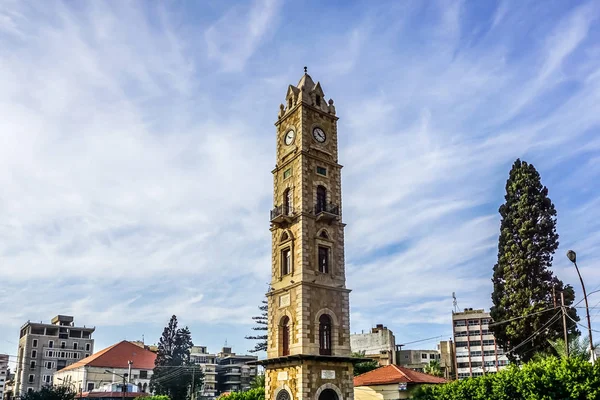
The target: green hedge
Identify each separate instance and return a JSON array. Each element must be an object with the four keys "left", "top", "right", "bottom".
[
  {"left": 412, "top": 357, "right": 600, "bottom": 400},
  {"left": 219, "top": 388, "right": 265, "bottom": 400}
]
